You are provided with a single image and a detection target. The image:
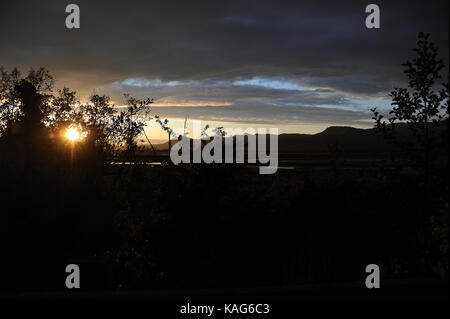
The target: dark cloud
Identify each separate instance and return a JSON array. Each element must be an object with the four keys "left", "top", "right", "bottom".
[
  {"left": 137, "top": 104, "right": 371, "bottom": 126},
  {"left": 0, "top": 0, "right": 448, "bottom": 127}
]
